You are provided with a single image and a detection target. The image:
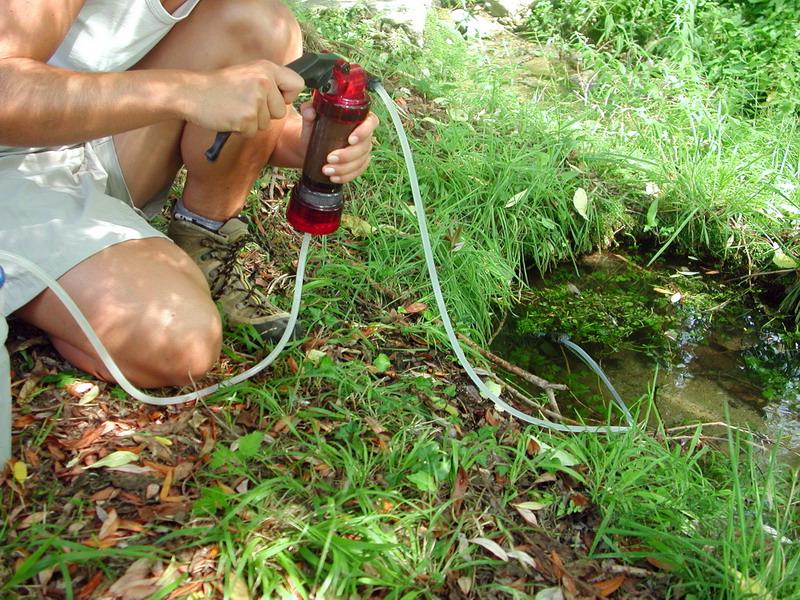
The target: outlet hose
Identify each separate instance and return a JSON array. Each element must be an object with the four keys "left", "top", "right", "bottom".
[
  {"left": 373, "top": 84, "right": 632, "bottom": 433},
  {"left": 0, "top": 87, "right": 634, "bottom": 448}
]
